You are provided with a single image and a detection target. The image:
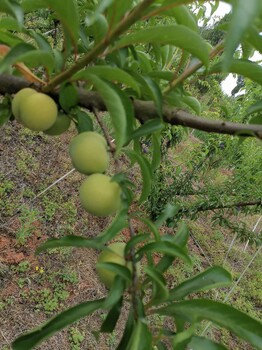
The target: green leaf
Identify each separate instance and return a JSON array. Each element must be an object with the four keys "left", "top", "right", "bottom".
[
  {"left": 246, "top": 100, "right": 262, "bottom": 116},
  {"left": 210, "top": 59, "right": 262, "bottom": 86},
  {"left": 106, "top": 0, "right": 134, "bottom": 30},
  {"left": 12, "top": 299, "right": 104, "bottom": 350},
  {"left": 168, "top": 266, "right": 232, "bottom": 301},
  {"left": 59, "top": 83, "right": 79, "bottom": 113},
  {"left": 148, "top": 71, "right": 173, "bottom": 81},
  {"left": 0, "top": 30, "right": 24, "bottom": 46},
  {"left": 21, "top": 0, "right": 46, "bottom": 12},
  {"left": 101, "top": 297, "right": 123, "bottom": 333},
  {"left": 103, "top": 276, "right": 126, "bottom": 309},
  {"left": 223, "top": 0, "right": 261, "bottom": 70},
  {"left": 126, "top": 150, "right": 152, "bottom": 203},
  {"left": 154, "top": 203, "right": 181, "bottom": 228},
  {"left": 0, "top": 99, "right": 12, "bottom": 127},
  {"left": 114, "top": 25, "right": 210, "bottom": 67},
  {"left": 131, "top": 215, "right": 161, "bottom": 241},
  {"left": 129, "top": 119, "right": 164, "bottom": 141},
  {"left": 137, "top": 241, "right": 191, "bottom": 265},
  {"left": 156, "top": 299, "right": 262, "bottom": 350},
  {"left": 125, "top": 233, "right": 151, "bottom": 256},
  {"left": 246, "top": 26, "right": 262, "bottom": 54},
  {"left": 166, "top": 5, "right": 198, "bottom": 32},
  {"left": 187, "top": 336, "right": 228, "bottom": 350},
  {"left": 0, "top": 16, "right": 21, "bottom": 31},
  {"left": 144, "top": 266, "right": 169, "bottom": 304},
  {"left": 73, "top": 108, "right": 94, "bottom": 133},
  {"left": 0, "top": 43, "right": 54, "bottom": 73},
  {"left": 151, "top": 132, "right": 161, "bottom": 172},
  {"left": 173, "top": 222, "right": 190, "bottom": 248},
  {"left": 182, "top": 96, "right": 201, "bottom": 115},
  {"left": 43, "top": 0, "right": 79, "bottom": 45},
  {"left": 36, "top": 235, "right": 102, "bottom": 254},
  {"left": 0, "top": 0, "right": 23, "bottom": 27},
  {"left": 172, "top": 324, "right": 195, "bottom": 350},
  {"left": 82, "top": 73, "right": 127, "bottom": 153},
  {"left": 93, "top": 14, "right": 108, "bottom": 44},
  {"left": 126, "top": 320, "right": 152, "bottom": 350},
  {"left": 116, "top": 310, "right": 134, "bottom": 350},
  {"left": 108, "top": 83, "right": 135, "bottom": 144},
  {"left": 73, "top": 66, "right": 141, "bottom": 95},
  {"left": 143, "top": 76, "right": 163, "bottom": 116},
  {"left": 97, "top": 209, "right": 129, "bottom": 244},
  {"left": 96, "top": 262, "right": 132, "bottom": 282}
]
